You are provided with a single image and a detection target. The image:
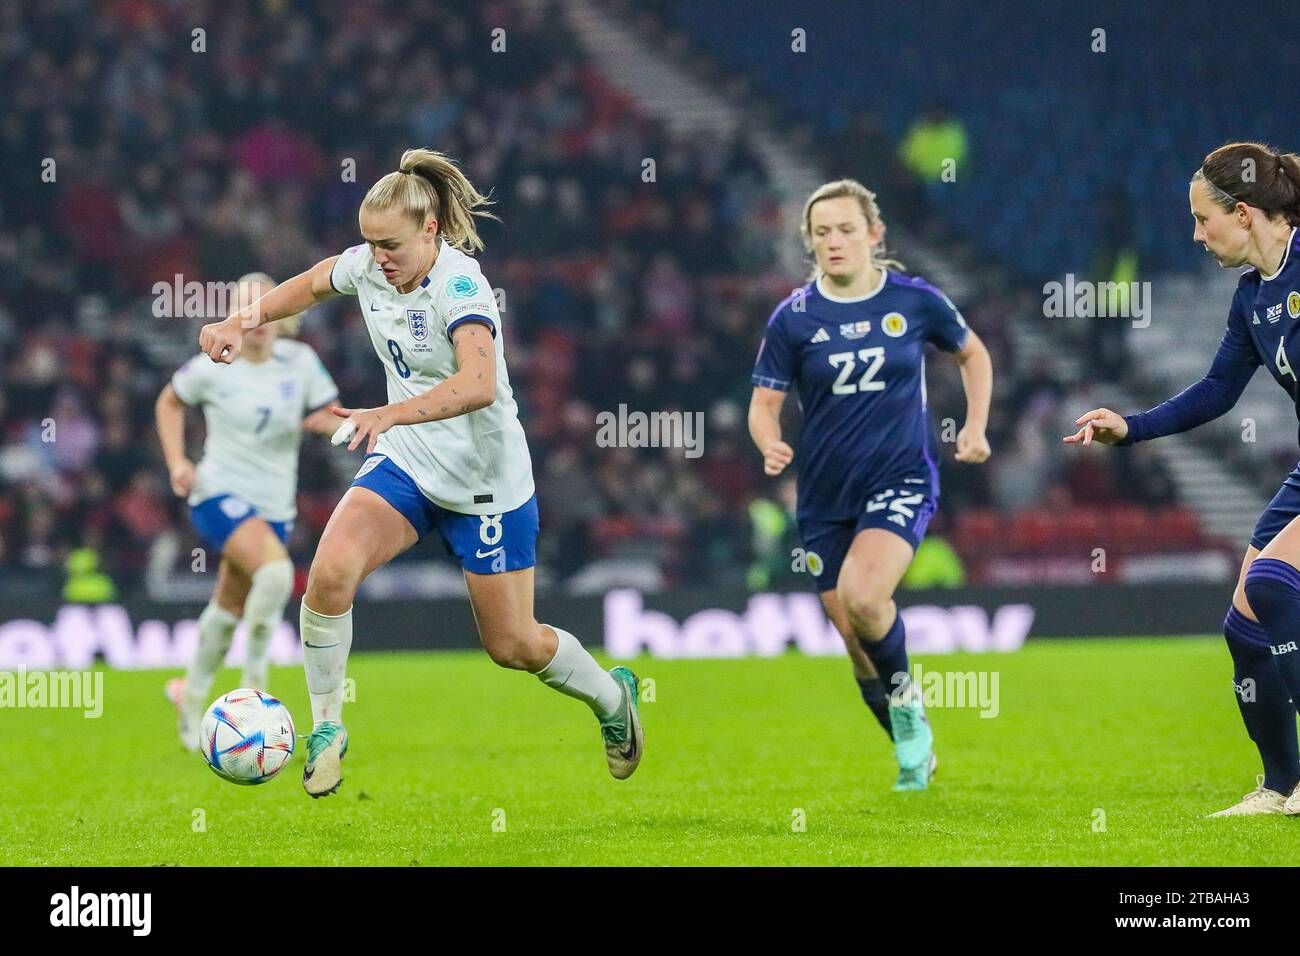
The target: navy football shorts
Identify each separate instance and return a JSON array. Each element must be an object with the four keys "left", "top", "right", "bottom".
[
  {"left": 1251, "top": 464, "right": 1300, "bottom": 551},
  {"left": 799, "top": 480, "right": 936, "bottom": 590}
]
